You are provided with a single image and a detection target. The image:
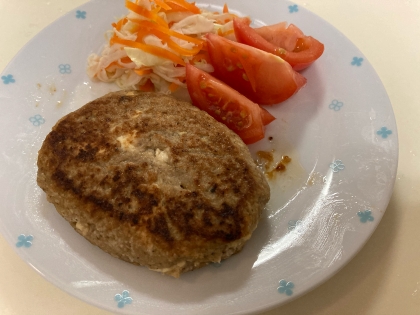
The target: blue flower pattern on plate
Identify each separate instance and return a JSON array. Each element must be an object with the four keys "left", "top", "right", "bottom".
[
  {"left": 330, "top": 160, "right": 345, "bottom": 173},
  {"left": 377, "top": 127, "right": 392, "bottom": 139},
  {"left": 288, "top": 5, "right": 298, "bottom": 13},
  {"left": 16, "top": 234, "right": 33, "bottom": 248},
  {"left": 329, "top": 99, "right": 344, "bottom": 111},
  {"left": 358, "top": 210, "right": 374, "bottom": 223},
  {"left": 351, "top": 57, "right": 363, "bottom": 66},
  {"left": 29, "top": 115, "right": 45, "bottom": 126},
  {"left": 59, "top": 64, "right": 71, "bottom": 74},
  {"left": 76, "top": 10, "right": 86, "bottom": 19},
  {"left": 278, "top": 280, "right": 294, "bottom": 296},
  {"left": 115, "top": 290, "right": 133, "bottom": 308},
  {"left": 288, "top": 220, "right": 302, "bottom": 231},
  {"left": 2, "top": 74, "right": 15, "bottom": 84}
]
